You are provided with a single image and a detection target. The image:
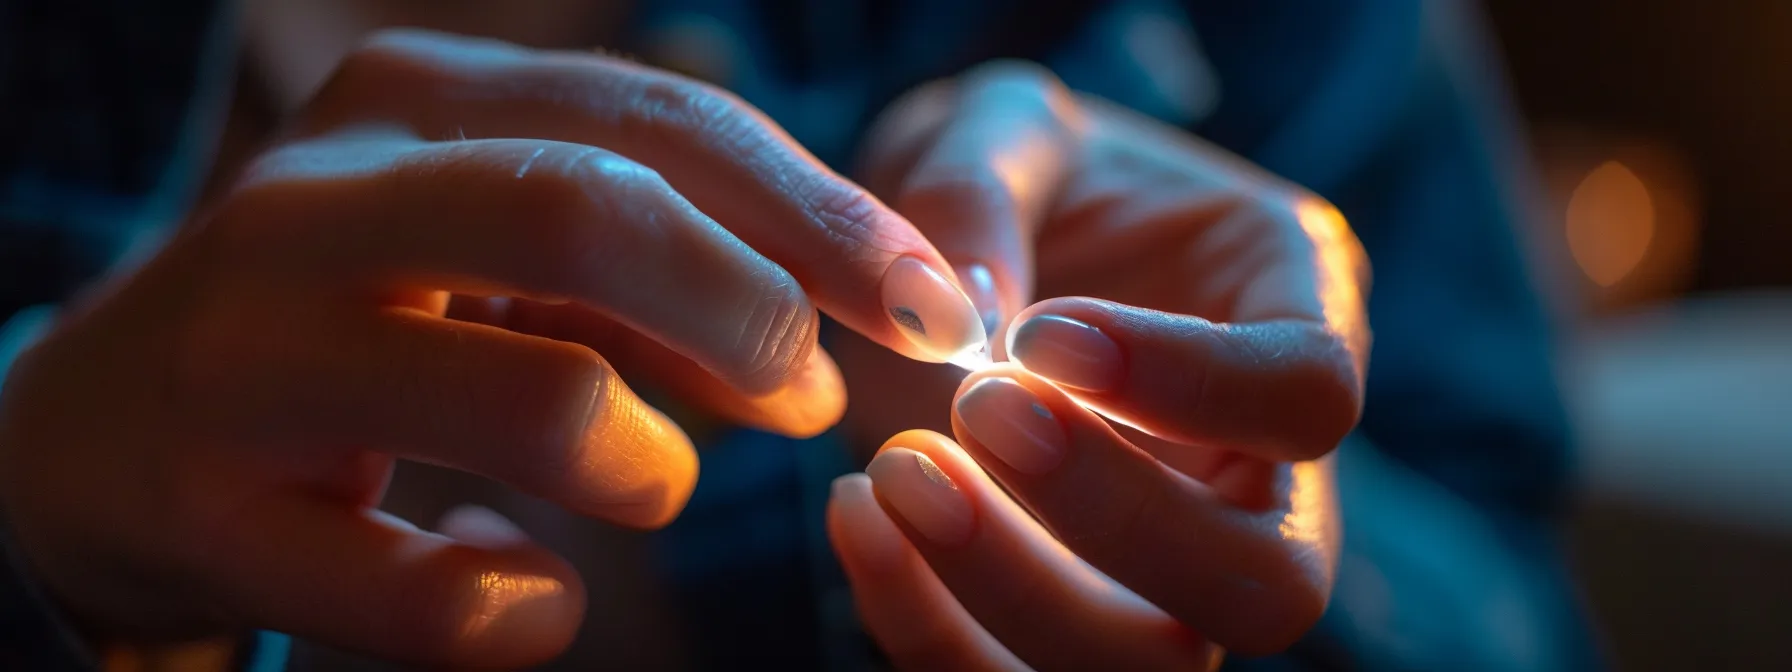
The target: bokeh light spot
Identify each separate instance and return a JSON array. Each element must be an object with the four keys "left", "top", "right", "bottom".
[{"left": 1567, "top": 161, "right": 1656, "bottom": 288}]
